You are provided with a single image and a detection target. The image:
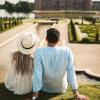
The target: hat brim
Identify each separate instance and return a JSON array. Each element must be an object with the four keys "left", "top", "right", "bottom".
[{"left": 17, "top": 33, "right": 40, "bottom": 55}]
